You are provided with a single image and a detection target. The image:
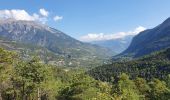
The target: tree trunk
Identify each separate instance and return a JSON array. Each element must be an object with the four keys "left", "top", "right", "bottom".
[
  {"left": 0, "top": 92, "right": 3, "bottom": 100},
  {"left": 37, "top": 88, "right": 41, "bottom": 100},
  {"left": 22, "top": 82, "right": 25, "bottom": 100}
]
